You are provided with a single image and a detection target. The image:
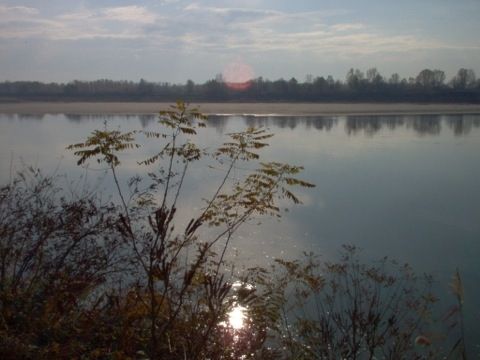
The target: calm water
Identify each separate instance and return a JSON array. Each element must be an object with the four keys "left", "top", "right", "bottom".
[{"left": 1, "top": 112, "right": 480, "bottom": 343}]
